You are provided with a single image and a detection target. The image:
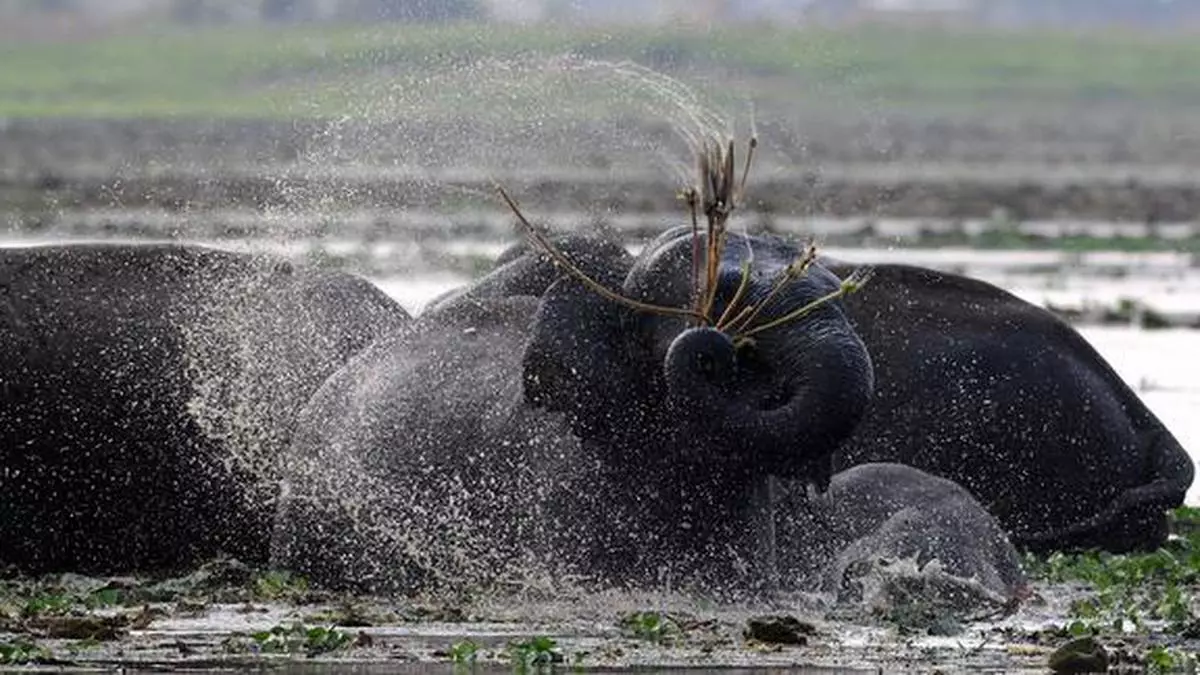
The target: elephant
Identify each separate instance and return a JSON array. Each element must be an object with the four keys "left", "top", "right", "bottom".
[
  {"left": 464, "top": 230, "right": 1194, "bottom": 554},
  {"left": 805, "top": 463, "right": 1029, "bottom": 610},
  {"left": 821, "top": 259, "right": 1195, "bottom": 554},
  {"left": 0, "top": 242, "right": 409, "bottom": 575},
  {"left": 271, "top": 228, "right": 1026, "bottom": 606}
]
